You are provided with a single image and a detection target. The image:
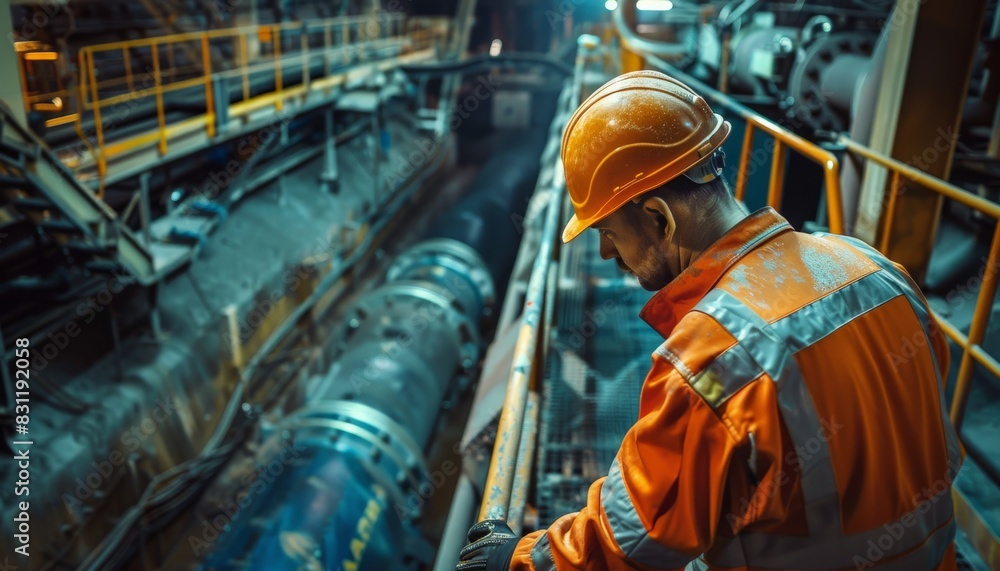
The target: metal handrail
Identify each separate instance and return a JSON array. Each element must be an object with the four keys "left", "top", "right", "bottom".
[
  {"left": 838, "top": 135, "right": 1000, "bottom": 431},
  {"left": 477, "top": 163, "right": 563, "bottom": 522},
  {"left": 476, "top": 54, "right": 583, "bottom": 522},
  {"left": 63, "top": 14, "right": 448, "bottom": 191}
]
